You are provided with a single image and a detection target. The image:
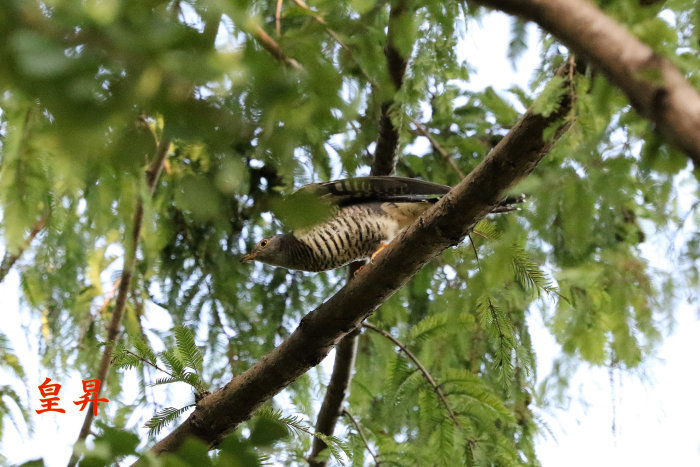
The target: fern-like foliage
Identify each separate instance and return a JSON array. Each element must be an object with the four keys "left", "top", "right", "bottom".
[
  {"left": 111, "top": 330, "right": 207, "bottom": 393},
  {"left": 255, "top": 407, "right": 351, "bottom": 464},
  {"left": 0, "top": 332, "right": 30, "bottom": 439},
  {"left": 507, "top": 17, "right": 529, "bottom": 66},
  {"left": 510, "top": 243, "right": 558, "bottom": 296},
  {"left": 110, "top": 344, "right": 145, "bottom": 370},
  {"left": 408, "top": 311, "right": 475, "bottom": 344},
  {"left": 174, "top": 325, "right": 203, "bottom": 374},
  {"left": 442, "top": 370, "right": 514, "bottom": 422},
  {"left": 477, "top": 296, "right": 516, "bottom": 389},
  {"left": 473, "top": 219, "right": 501, "bottom": 241},
  {"left": 144, "top": 404, "right": 195, "bottom": 437}
]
